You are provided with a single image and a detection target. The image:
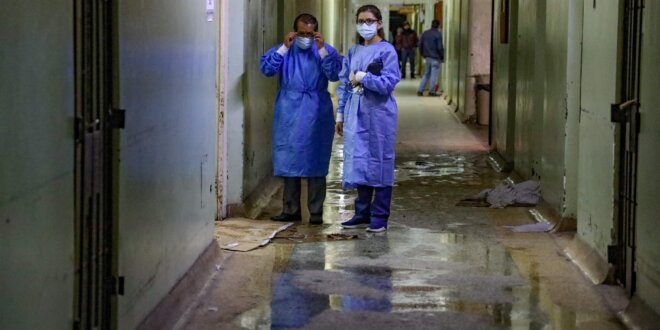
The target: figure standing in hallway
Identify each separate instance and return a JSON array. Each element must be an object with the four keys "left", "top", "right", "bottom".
[
  {"left": 399, "top": 22, "right": 418, "bottom": 79},
  {"left": 336, "top": 5, "right": 401, "bottom": 232},
  {"left": 393, "top": 26, "right": 404, "bottom": 69},
  {"left": 260, "top": 13, "right": 342, "bottom": 224},
  {"left": 417, "top": 19, "right": 444, "bottom": 96}
]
